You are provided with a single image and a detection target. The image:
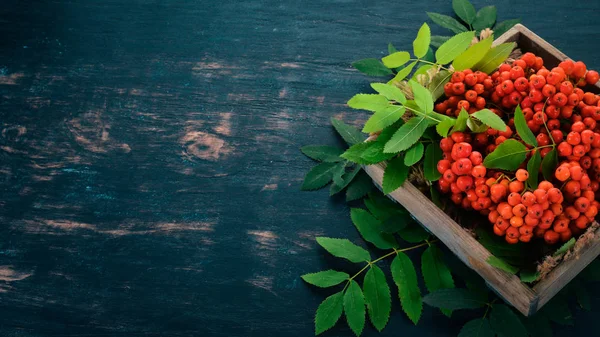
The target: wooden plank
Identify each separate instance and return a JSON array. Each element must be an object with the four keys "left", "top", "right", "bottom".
[{"left": 364, "top": 164, "right": 536, "bottom": 316}]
